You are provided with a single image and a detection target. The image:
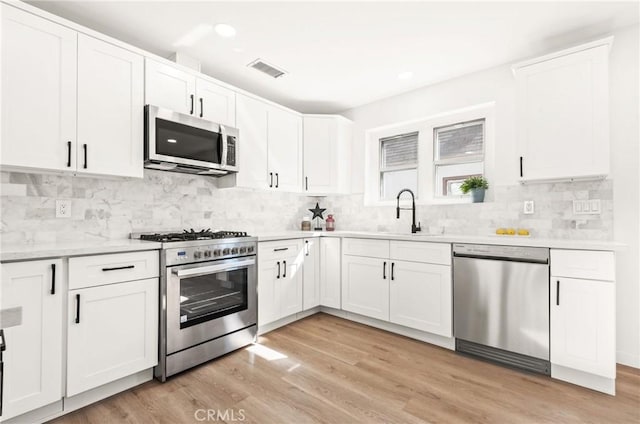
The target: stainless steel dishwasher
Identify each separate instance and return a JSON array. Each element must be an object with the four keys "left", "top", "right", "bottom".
[{"left": 453, "top": 243, "right": 550, "bottom": 375}]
